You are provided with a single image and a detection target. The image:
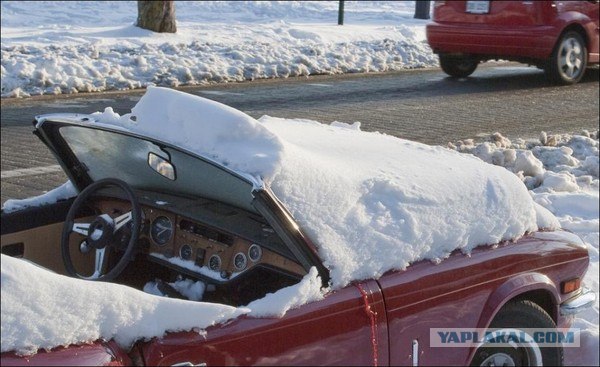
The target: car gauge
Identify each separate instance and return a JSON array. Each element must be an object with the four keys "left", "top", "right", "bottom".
[
  {"left": 150, "top": 216, "right": 173, "bottom": 246},
  {"left": 179, "top": 244, "right": 192, "bottom": 260},
  {"left": 233, "top": 252, "right": 247, "bottom": 271},
  {"left": 208, "top": 254, "right": 221, "bottom": 271},
  {"left": 248, "top": 244, "right": 262, "bottom": 262}
]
